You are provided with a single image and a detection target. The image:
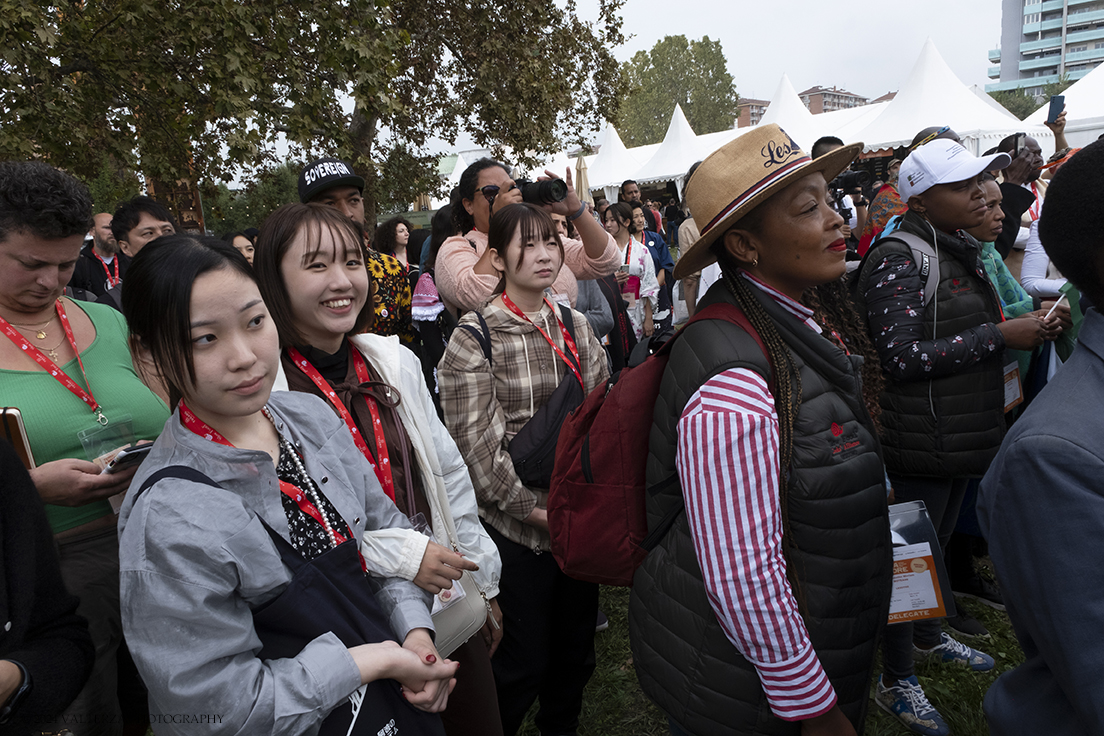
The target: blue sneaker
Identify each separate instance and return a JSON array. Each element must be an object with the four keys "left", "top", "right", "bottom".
[
  {"left": 876, "top": 676, "right": 950, "bottom": 736},
  {"left": 915, "top": 631, "right": 995, "bottom": 671}
]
